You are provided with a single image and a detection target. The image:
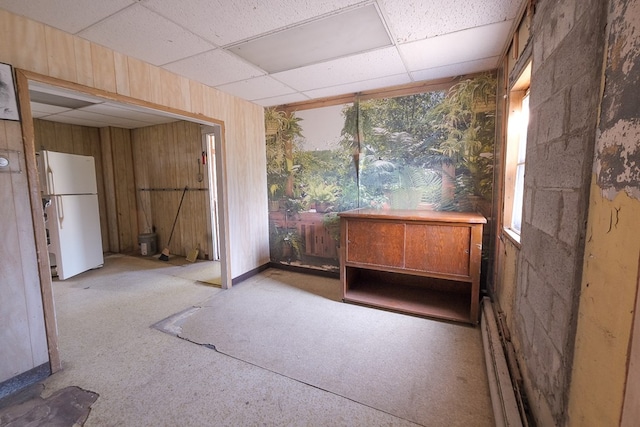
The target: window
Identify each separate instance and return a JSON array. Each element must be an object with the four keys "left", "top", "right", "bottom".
[{"left": 504, "top": 63, "right": 531, "bottom": 242}]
